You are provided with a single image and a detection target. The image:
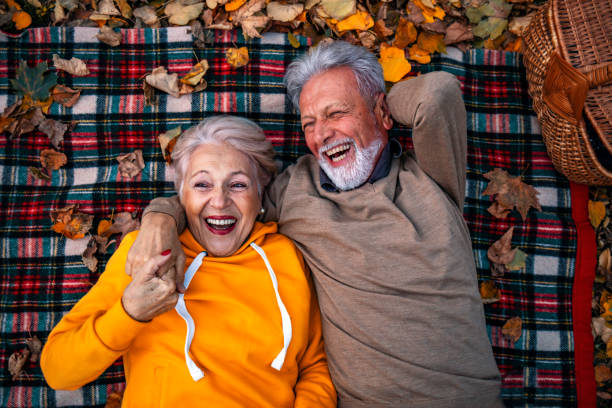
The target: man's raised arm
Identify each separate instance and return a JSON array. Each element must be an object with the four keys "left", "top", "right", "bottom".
[
  {"left": 387, "top": 71, "right": 467, "bottom": 209},
  {"left": 126, "top": 196, "right": 186, "bottom": 292}
]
